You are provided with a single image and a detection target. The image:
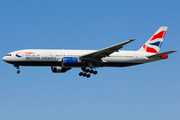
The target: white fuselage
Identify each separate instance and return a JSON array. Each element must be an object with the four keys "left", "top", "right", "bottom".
[{"left": 2, "top": 49, "right": 159, "bottom": 68}]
